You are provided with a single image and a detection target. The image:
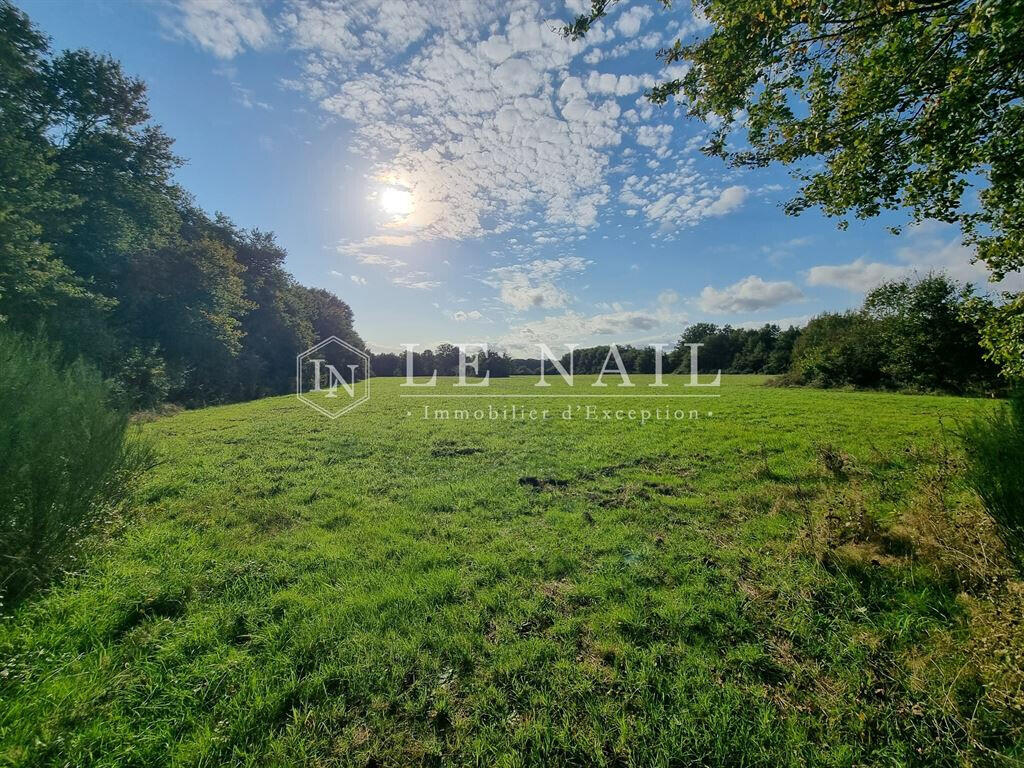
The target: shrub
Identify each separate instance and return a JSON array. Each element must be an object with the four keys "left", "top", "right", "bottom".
[
  {"left": 960, "top": 391, "right": 1024, "bottom": 572},
  {"left": 0, "top": 329, "right": 154, "bottom": 606}
]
